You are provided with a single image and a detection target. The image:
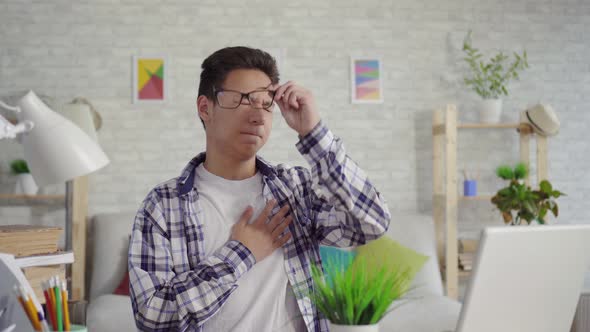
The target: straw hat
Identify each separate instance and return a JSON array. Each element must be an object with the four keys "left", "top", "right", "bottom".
[{"left": 522, "top": 103, "right": 560, "bottom": 136}]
